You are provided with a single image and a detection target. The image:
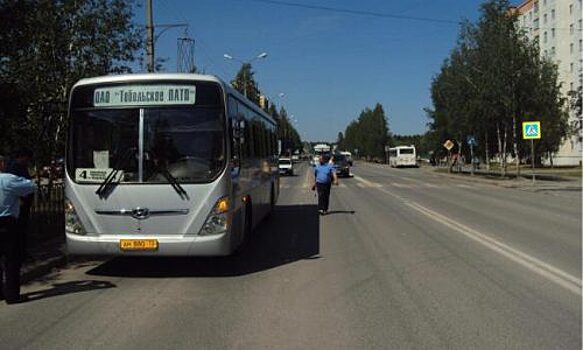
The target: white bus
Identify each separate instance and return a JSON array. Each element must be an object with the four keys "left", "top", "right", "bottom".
[
  {"left": 65, "top": 73, "right": 279, "bottom": 256},
  {"left": 312, "top": 143, "right": 331, "bottom": 165},
  {"left": 389, "top": 146, "right": 417, "bottom": 168}
]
